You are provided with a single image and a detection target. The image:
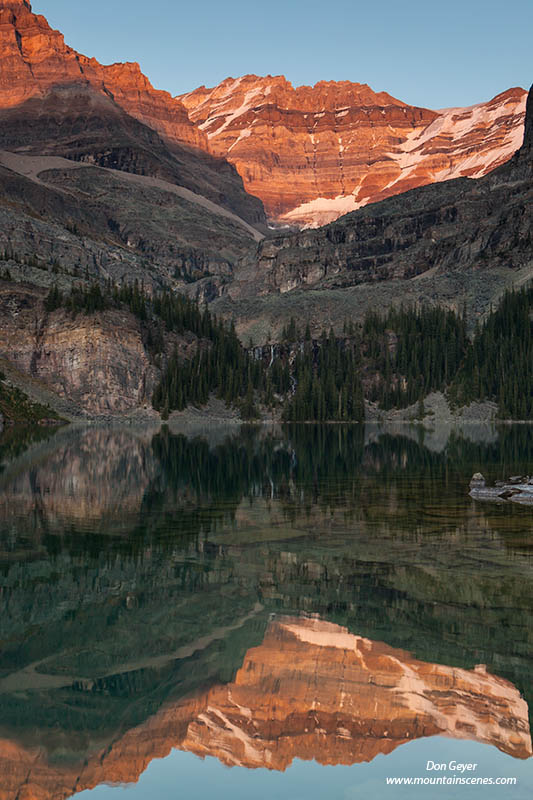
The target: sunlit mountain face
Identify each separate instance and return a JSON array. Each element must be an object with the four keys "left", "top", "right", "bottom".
[
  {"left": 0, "top": 2, "right": 526, "bottom": 230},
  {"left": 179, "top": 76, "right": 526, "bottom": 226}
]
